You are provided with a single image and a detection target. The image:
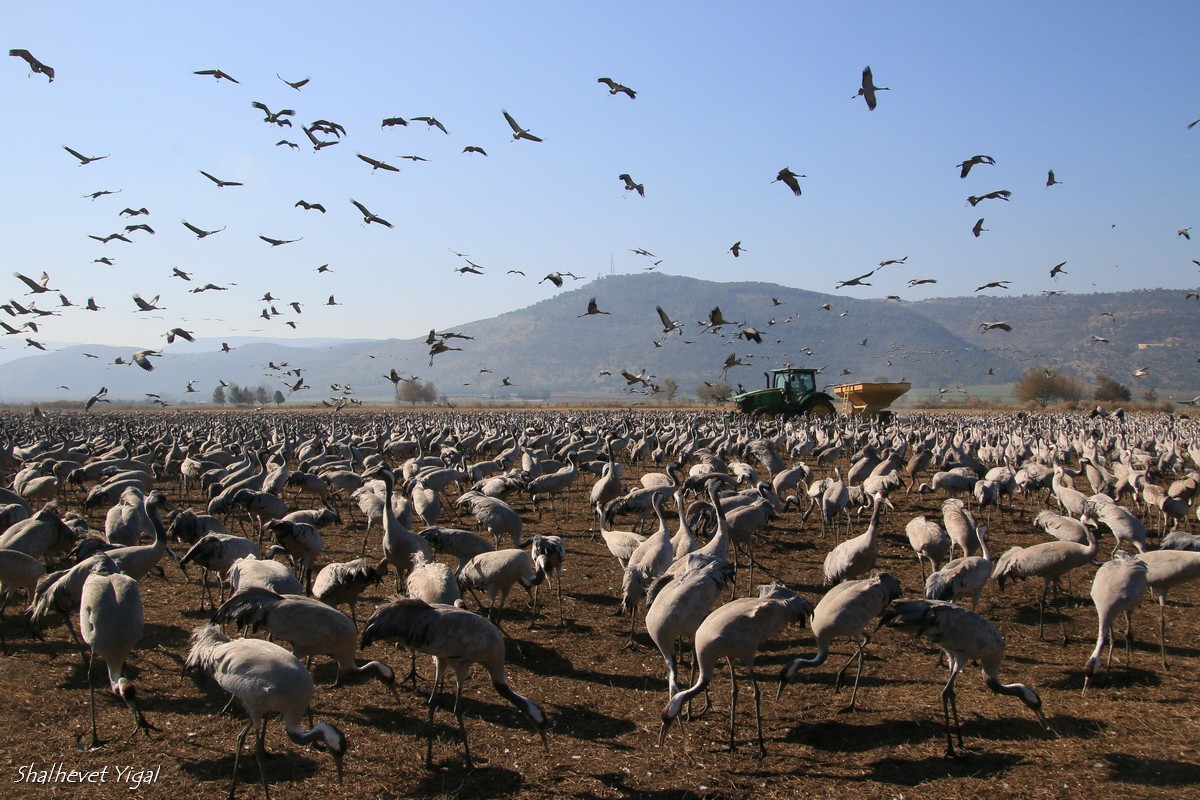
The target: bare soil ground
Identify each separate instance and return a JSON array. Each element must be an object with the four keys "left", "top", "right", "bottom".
[{"left": 2, "top": 431, "right": 1199, "bottom": 800}]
